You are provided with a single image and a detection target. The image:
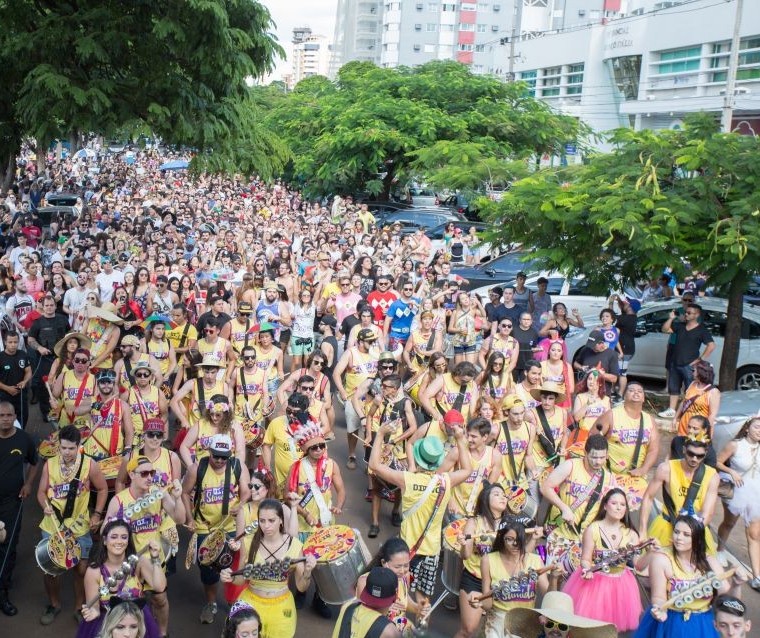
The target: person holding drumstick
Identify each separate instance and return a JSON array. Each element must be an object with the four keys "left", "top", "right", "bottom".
[
  {"left": 181, "top": 434, "right": 250, "bottom": 625},
  {"left": 37, "top": 424, "right": 108, "bottom": 625},
  {"left": 220, "top": 498, "right": 317, "bottom": 638},
  {"left": 77, "top": 519, "right": 165, "bottom": 638},
  {"left": 369, "top": 420, "right": 472, "bottom": 618}
]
